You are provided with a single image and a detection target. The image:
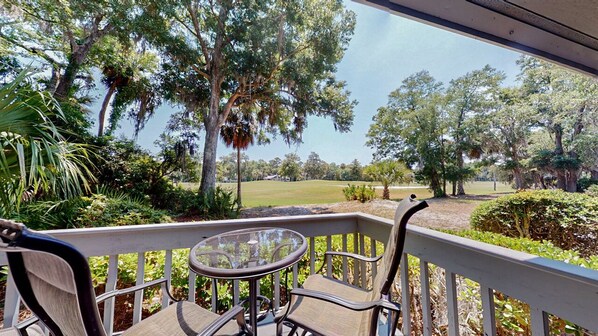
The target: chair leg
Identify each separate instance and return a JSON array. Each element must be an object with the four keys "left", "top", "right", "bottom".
[{"left": 389, "top": 310, "right": 400, "bottom": 336}]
